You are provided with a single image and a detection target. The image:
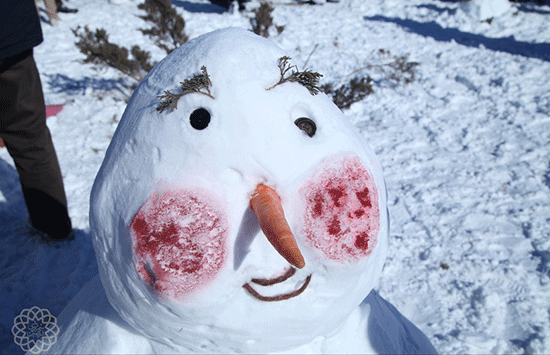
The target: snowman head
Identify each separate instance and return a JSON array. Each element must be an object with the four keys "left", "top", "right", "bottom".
[{"left": 90, "top": 27, "right": 388, "bottom": 353}]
